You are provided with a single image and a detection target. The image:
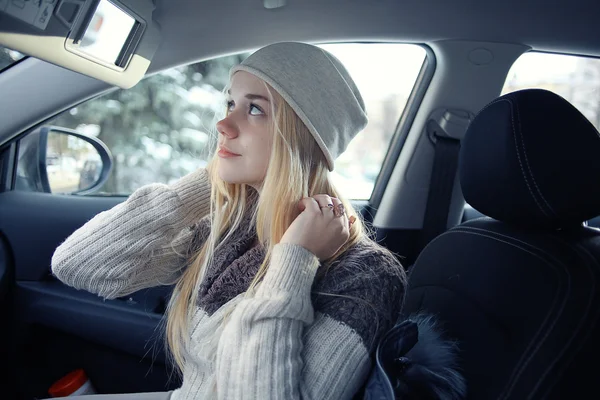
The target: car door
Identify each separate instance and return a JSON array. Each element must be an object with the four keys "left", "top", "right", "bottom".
[
  {"left": 1, "top": 130, "right": 180, "bottom": 398},
  {"left": 0, "top": 43, "right": 427, "bottom": 399}
]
